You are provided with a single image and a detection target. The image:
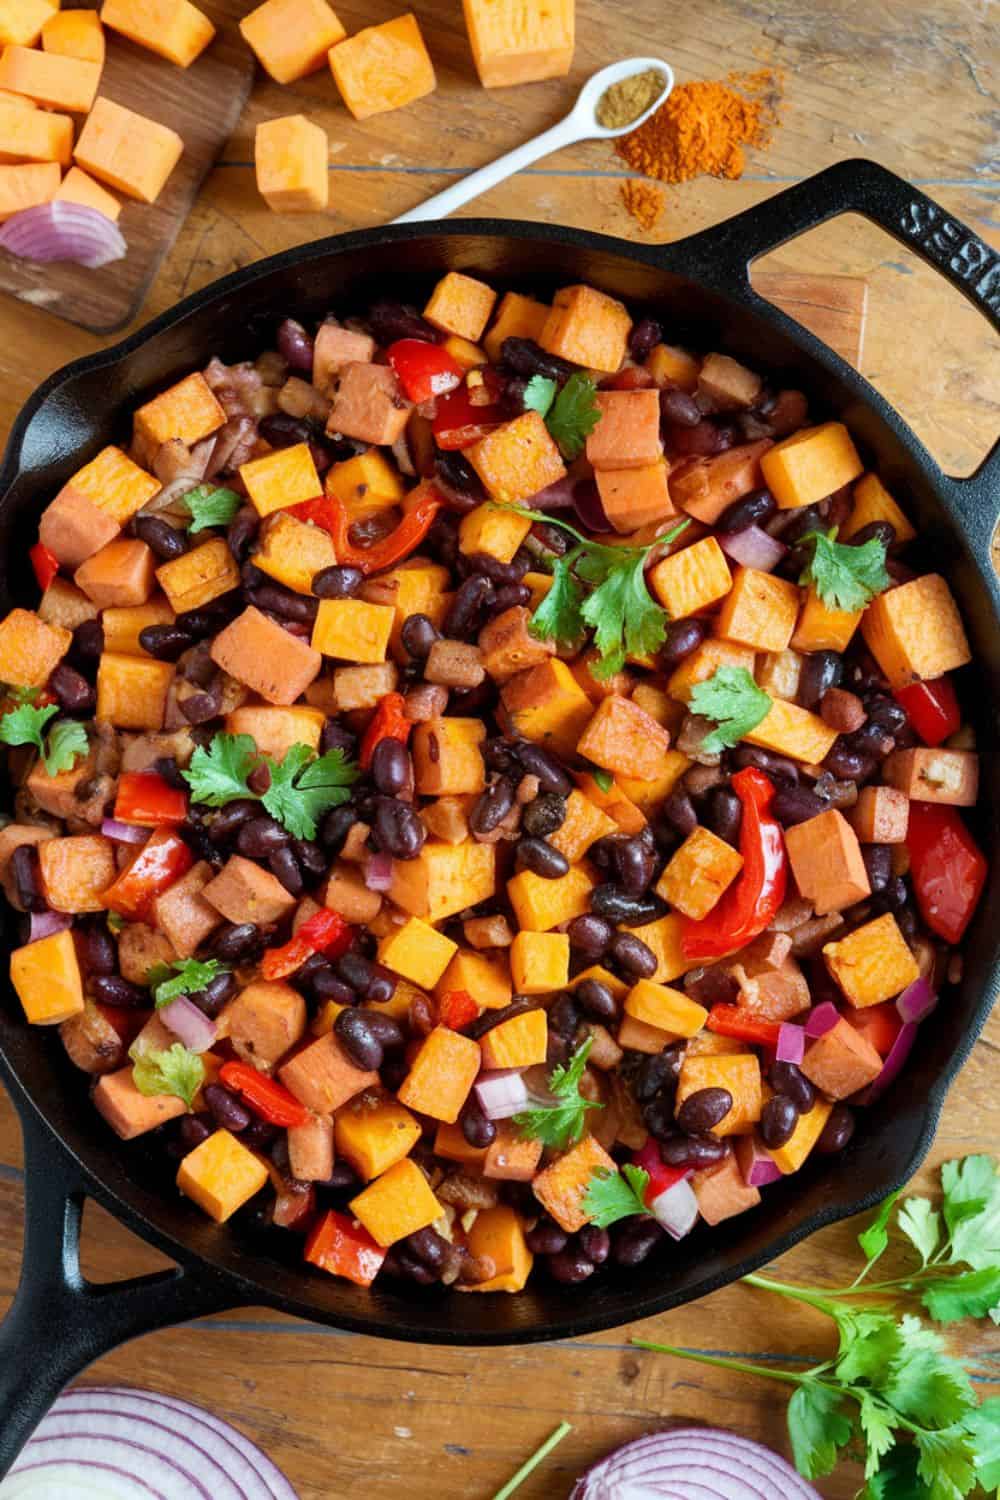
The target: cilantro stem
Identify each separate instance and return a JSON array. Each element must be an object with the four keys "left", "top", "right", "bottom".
[
  {"left": 743, "top": 1272, "right": 849, "bottom": 1312},
  {"left": 490, "top": 1421, "right": 572, "bottom": 1500},
  {"left": 632, "top": 1340, "right": 807, "bottom": 1387}
]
